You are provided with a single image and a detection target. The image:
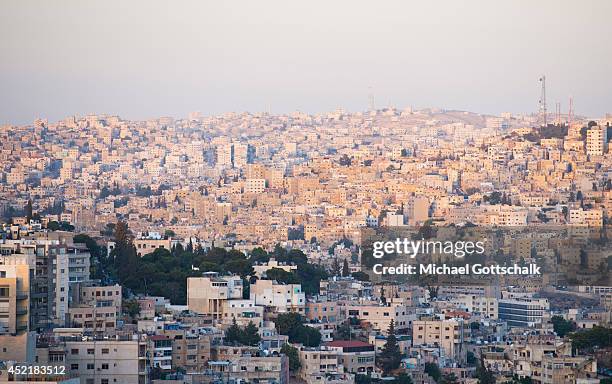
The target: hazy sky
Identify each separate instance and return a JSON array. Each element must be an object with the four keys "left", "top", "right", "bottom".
[{"left": 1, "top": 0, "right": 611, "bottom": 125}]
